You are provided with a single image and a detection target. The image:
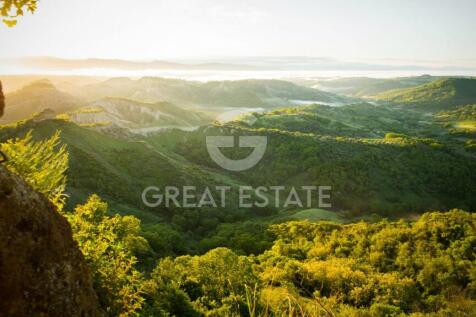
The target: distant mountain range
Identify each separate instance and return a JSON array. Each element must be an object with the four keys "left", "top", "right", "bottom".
[
  {"left": 78, "top": 77, "right": 351, "bottom": 108},
  {"left": 3, "top": 56, "right": 476, "bottom": 72},
  {"left": 0, "top": 77, "right": 351, "bottom": 128},
  {"left": 3, "top": 56, "right": 263, "bottom": 71}
]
